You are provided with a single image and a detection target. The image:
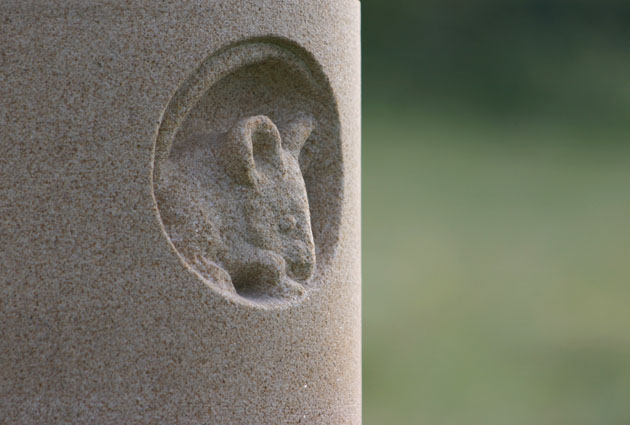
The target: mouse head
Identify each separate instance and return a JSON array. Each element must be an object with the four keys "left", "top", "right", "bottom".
[{"left": 213, "top": 114, "right": 316, "bottom": 283}]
